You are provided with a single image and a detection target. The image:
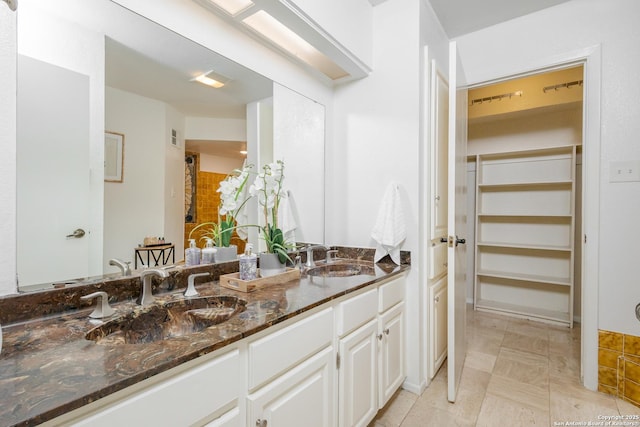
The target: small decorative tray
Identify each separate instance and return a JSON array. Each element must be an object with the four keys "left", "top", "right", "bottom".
[{"left": 220, "top": 268, "right": 301, "bottom": 293}]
